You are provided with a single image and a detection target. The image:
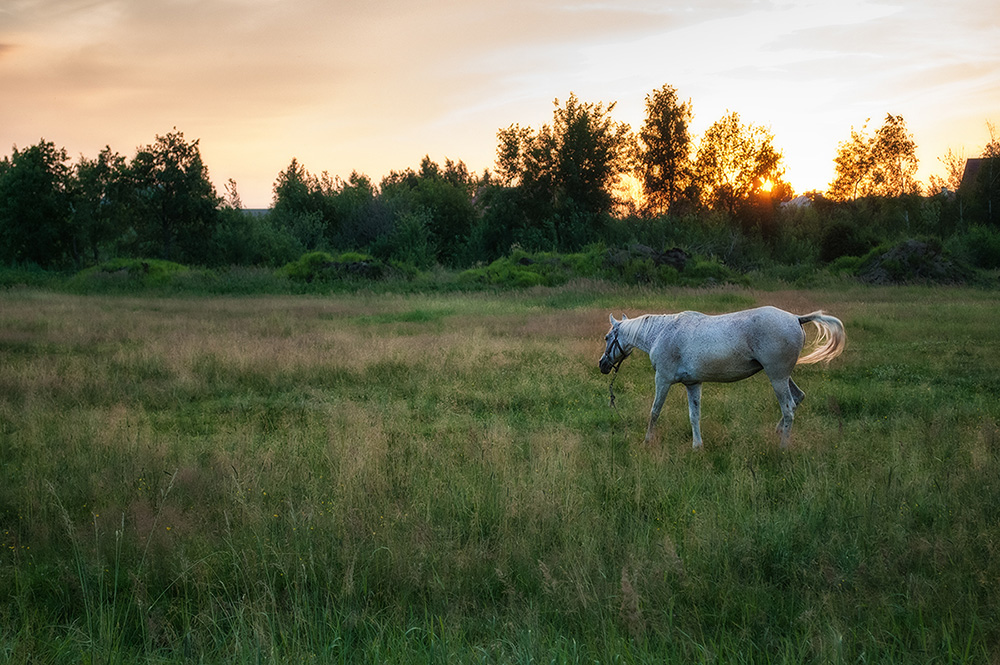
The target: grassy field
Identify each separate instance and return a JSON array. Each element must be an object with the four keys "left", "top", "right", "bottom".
[{"left": 1, "top": 283, "right": 998, "bottom": 663}]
